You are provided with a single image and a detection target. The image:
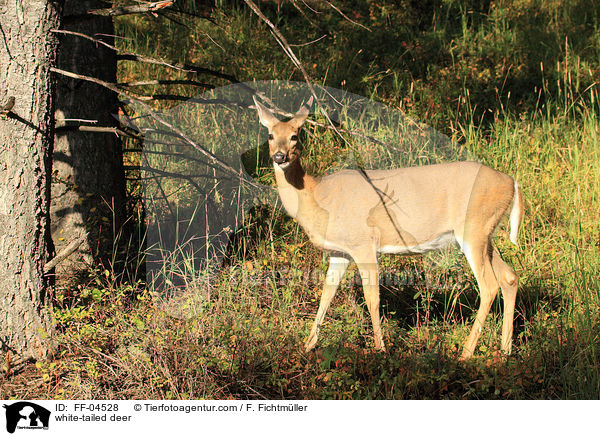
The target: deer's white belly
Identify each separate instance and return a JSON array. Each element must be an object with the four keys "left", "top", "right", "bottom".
[{"left": 378, "top": 231, "right": 456, "bottom": 255}]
